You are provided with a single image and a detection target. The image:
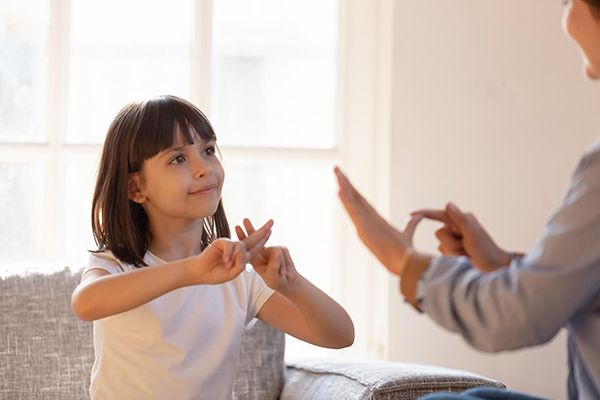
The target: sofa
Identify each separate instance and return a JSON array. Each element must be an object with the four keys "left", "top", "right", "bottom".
[{"left": 0, "top": 266, "right": 505, "bottom": 399}]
